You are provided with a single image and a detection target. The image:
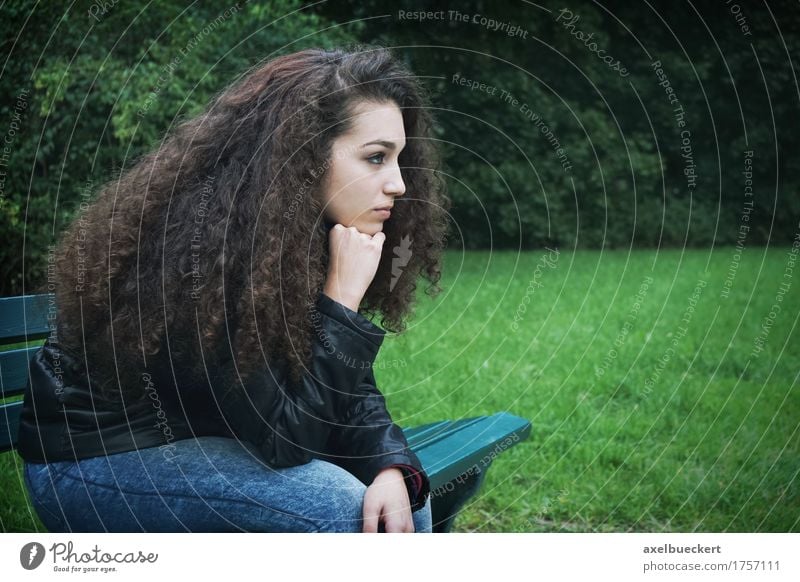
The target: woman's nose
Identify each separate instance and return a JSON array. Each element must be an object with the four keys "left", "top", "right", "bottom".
[{"left": 384, "top": 167, "right": 406, "bottom": 197}]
